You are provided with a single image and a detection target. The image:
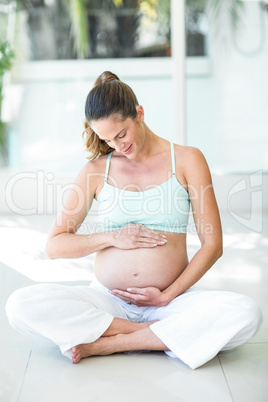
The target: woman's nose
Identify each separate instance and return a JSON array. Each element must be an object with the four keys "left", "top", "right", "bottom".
[{"left": 114, "top": 141, "right": 125, "bottom": 153}]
